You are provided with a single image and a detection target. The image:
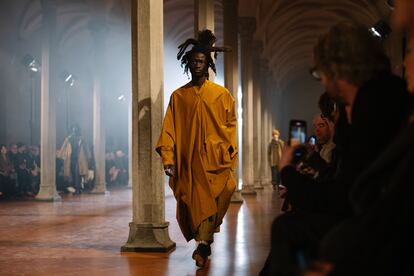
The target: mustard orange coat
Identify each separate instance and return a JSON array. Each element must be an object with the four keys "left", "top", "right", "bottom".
[{"left": 156, "top": 80, "right": 238, "bottom": 241}]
